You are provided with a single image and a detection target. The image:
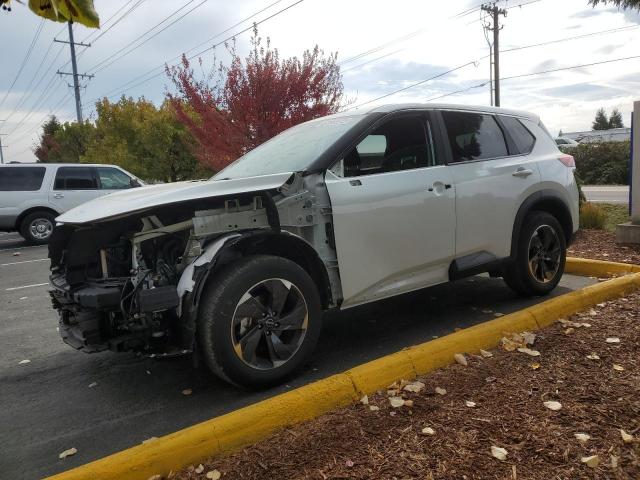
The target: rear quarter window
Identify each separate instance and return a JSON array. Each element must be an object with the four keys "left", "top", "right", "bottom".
[
  {"left": 0, "top": 167, "right": 46, "bottom": 191},
  {"left": 500, "top": 116, "right": 536, "bottom": 154}
]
